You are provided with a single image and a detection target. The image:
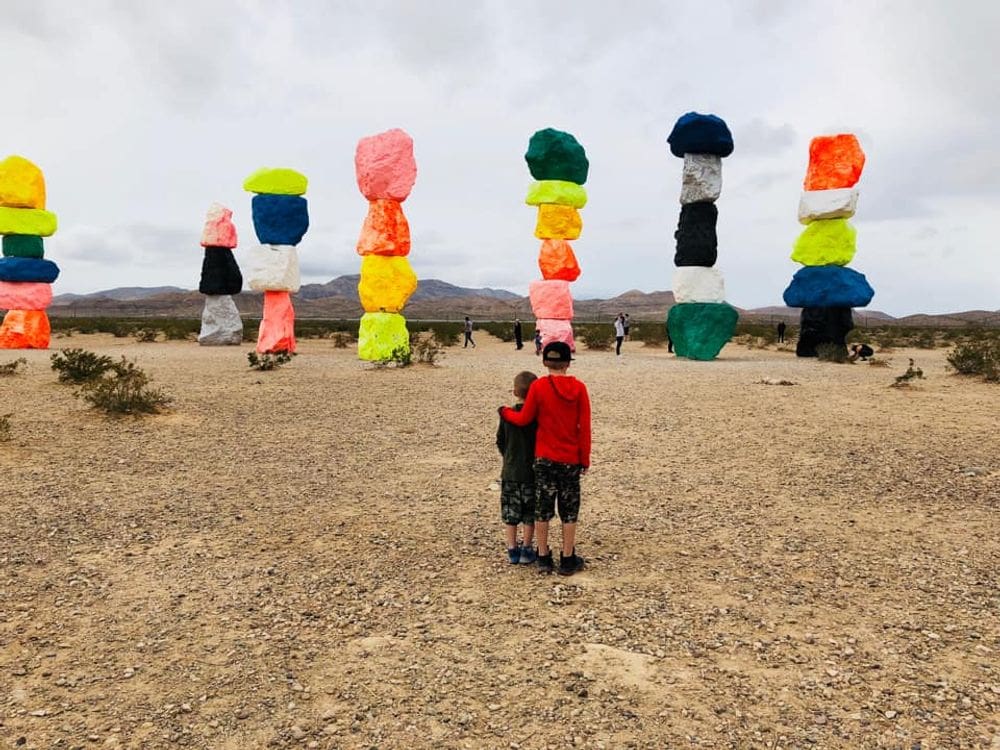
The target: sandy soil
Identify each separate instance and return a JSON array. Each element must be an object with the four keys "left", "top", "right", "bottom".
[{"left": 1, "top": 333, "right": 998, "bottom": 749}]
